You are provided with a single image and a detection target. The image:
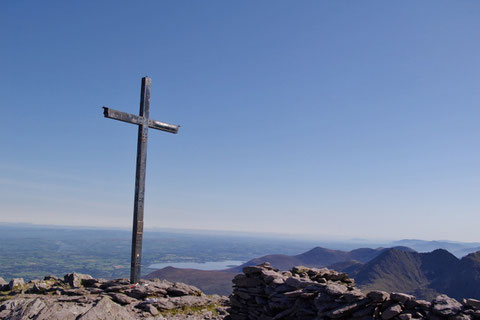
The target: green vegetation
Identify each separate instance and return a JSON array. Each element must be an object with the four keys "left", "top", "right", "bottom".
[
  {"left": 0, "top": 225, "right": 317, "bottom": 282},
  {"left": 160, "top": 303, "right": 219, "bottom": 317}
]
